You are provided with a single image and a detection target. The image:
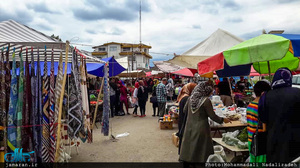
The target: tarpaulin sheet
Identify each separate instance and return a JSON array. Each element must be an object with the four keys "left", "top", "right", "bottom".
[
  {"left": 216, "top": 60, "right": 251, "bottom": 77},
  {"left": 275, "top": 34, "right": 300, "bottom": 57},
  {"left": 172, "top": 68, "right": 197, "bottom": 77}
]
